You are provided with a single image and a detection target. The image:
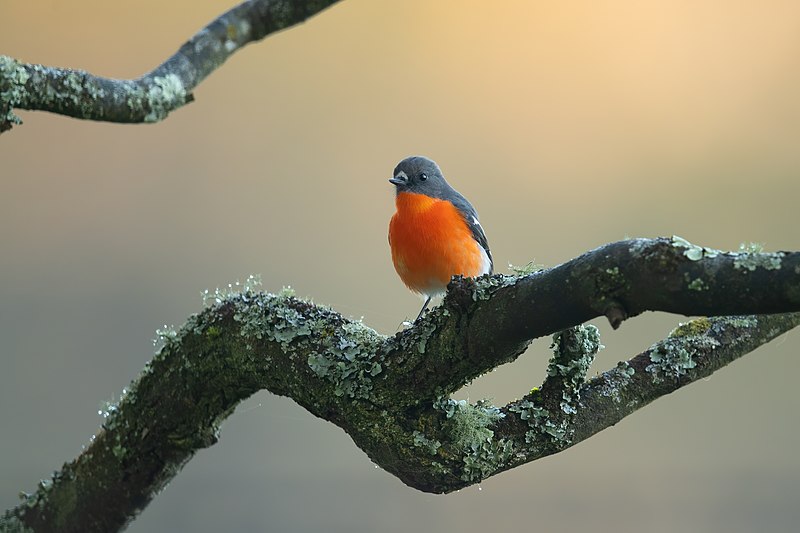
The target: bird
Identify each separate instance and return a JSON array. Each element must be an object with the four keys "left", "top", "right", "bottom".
[{"left": 388, "top": 156, "right": 492, "bottom": 321}]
